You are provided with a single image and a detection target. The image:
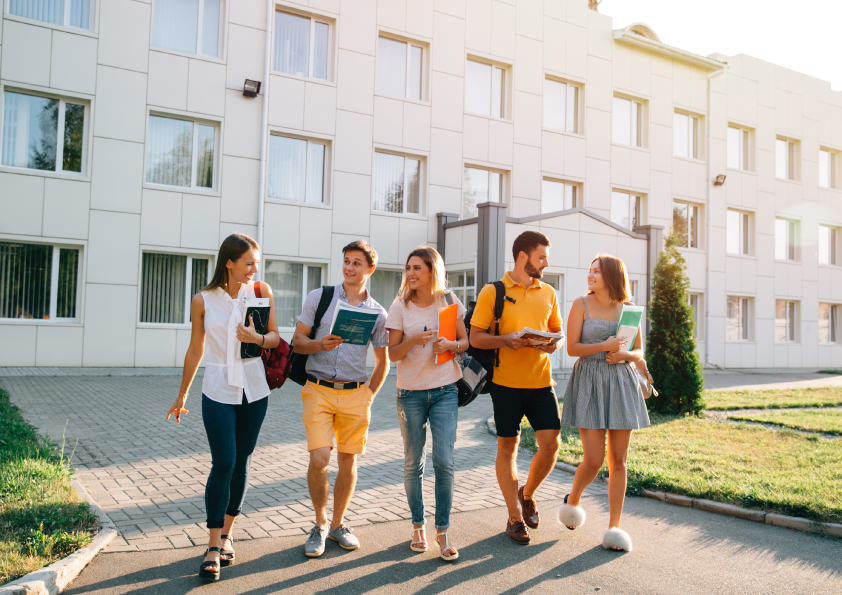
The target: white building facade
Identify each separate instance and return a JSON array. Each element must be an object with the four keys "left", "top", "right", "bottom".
[{"left": 0, "top": 0, "right": 840, "bottom": 369}]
